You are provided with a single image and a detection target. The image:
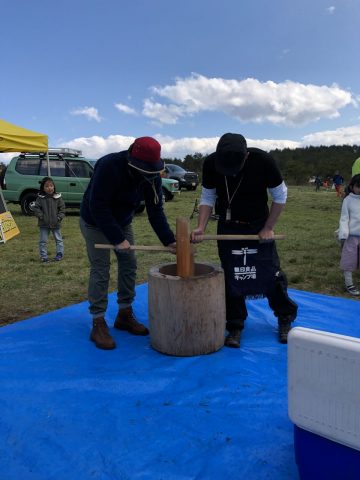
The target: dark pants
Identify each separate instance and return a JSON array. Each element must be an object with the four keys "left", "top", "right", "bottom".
[
  {"left": 80, "top": 218, "right": 137, "bottom": 319},
  {"left": 225, "top": 269, "right": 298, "bottom": 331},
  {"left": 217, "top": 219, "right": 298, "bottom": 331}
]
